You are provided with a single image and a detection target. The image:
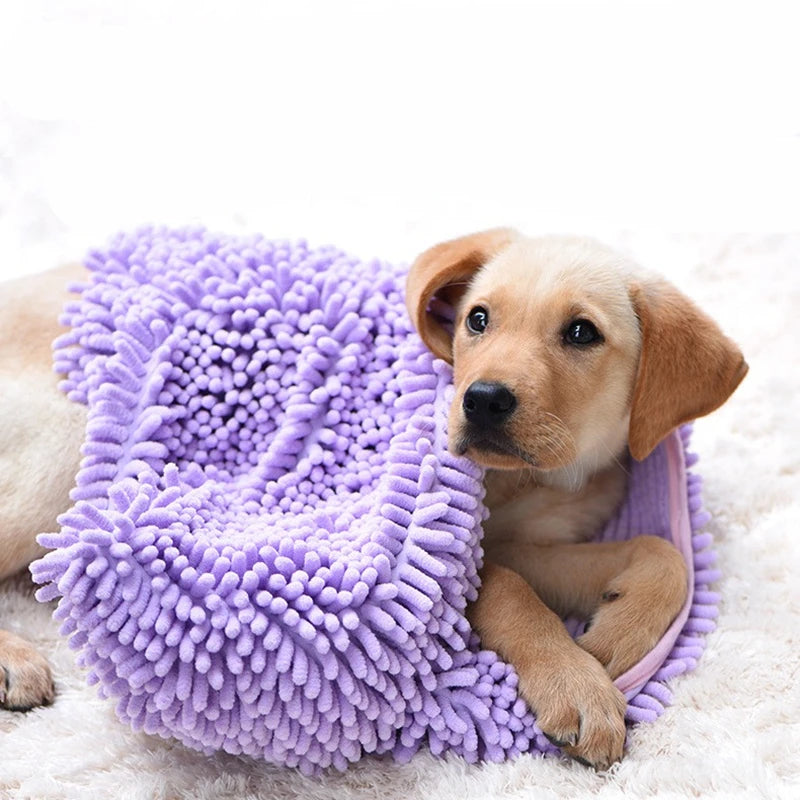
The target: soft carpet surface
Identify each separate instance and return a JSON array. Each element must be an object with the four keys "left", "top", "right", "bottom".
[
  {"left": 29, "top": 228, "right": 712, "bottom": 773},
  {"left": 2, "top": 232, "right": 798, "bottom": 799}
]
